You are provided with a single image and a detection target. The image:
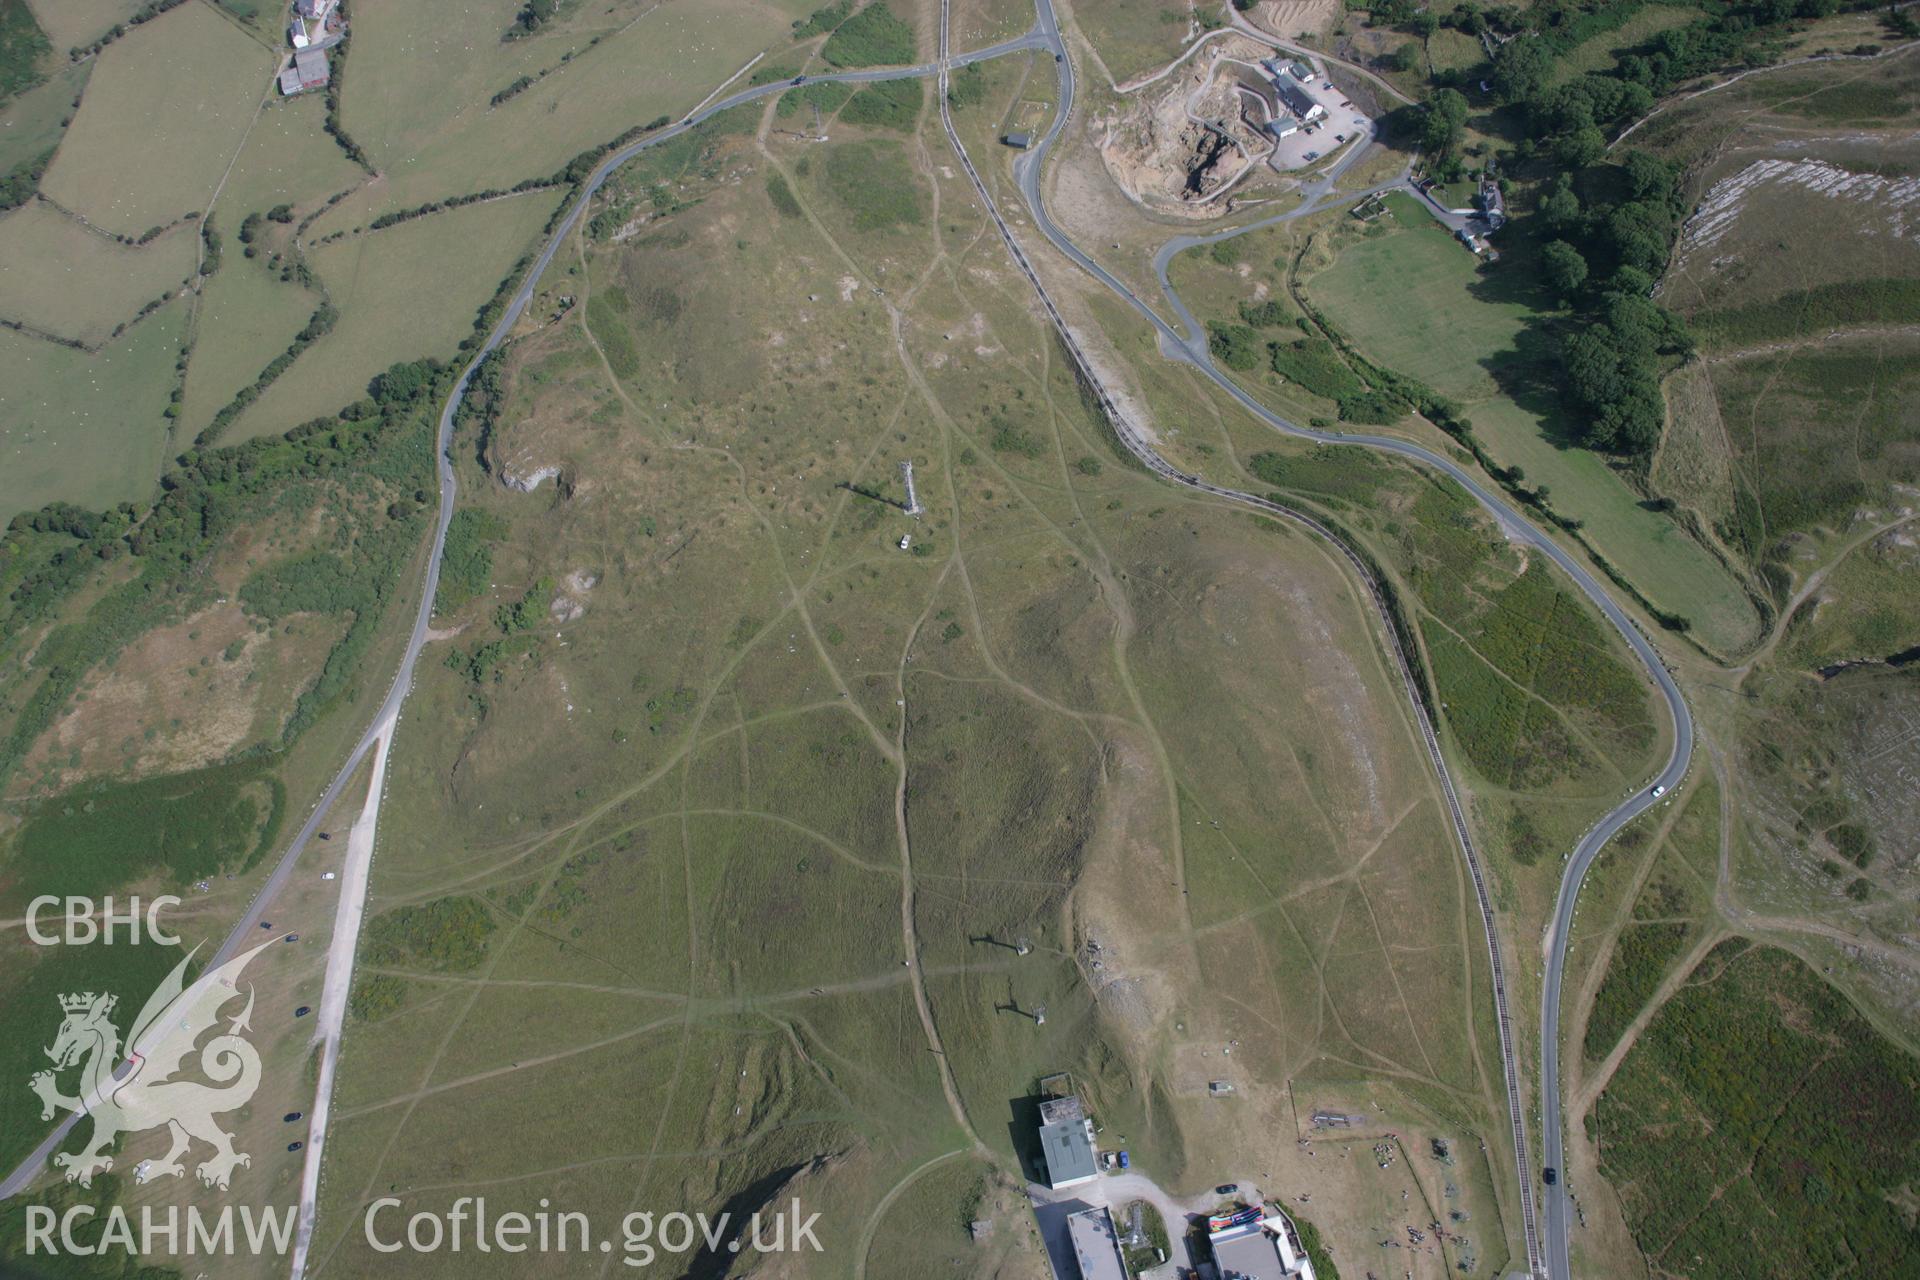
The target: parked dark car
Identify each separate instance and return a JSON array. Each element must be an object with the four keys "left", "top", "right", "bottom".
[
  {"left": 294, "top": 1006, "right": 311, "bottom": 1017},
  {"left": 284, "top": 1112, "right": 303, "bottom": 1123},
  {"left": 1215, "top": 1184, "right": 1238, "bottom": 1196},
  {"left": 288, "top": 1142, "right": 304, "bottom": 1152}
]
